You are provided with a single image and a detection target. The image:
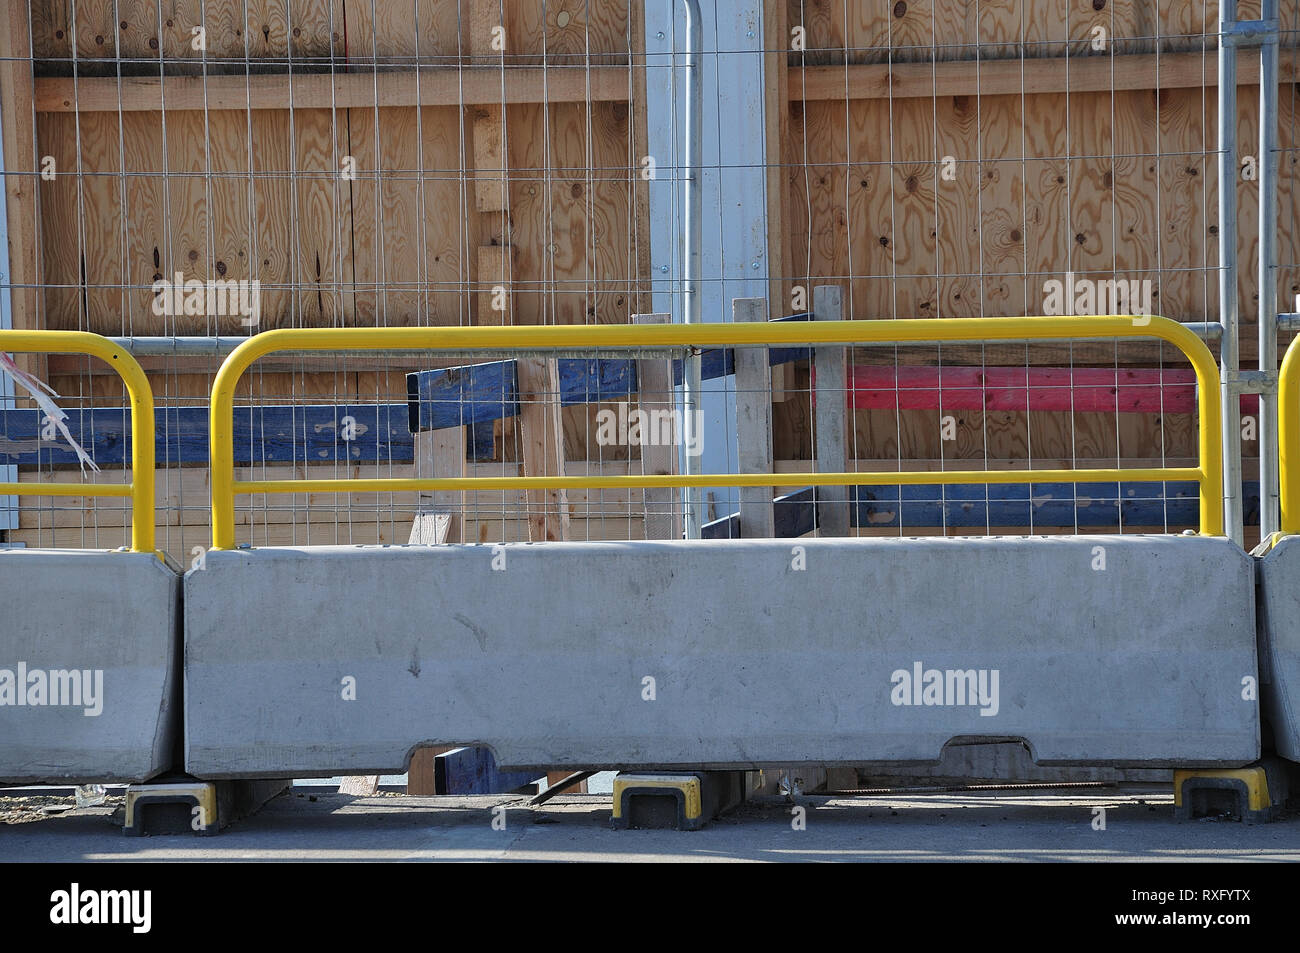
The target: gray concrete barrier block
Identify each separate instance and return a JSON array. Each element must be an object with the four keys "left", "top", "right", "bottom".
[
  {"left": 1255, "top": 536, "right": 1300, "bottom": 762},
  {"left": 0, "top": 550, "right": 181, "bottom": 783},
  {"left": 184, "top": 536, "right": 1258, "bottom": 779}
]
